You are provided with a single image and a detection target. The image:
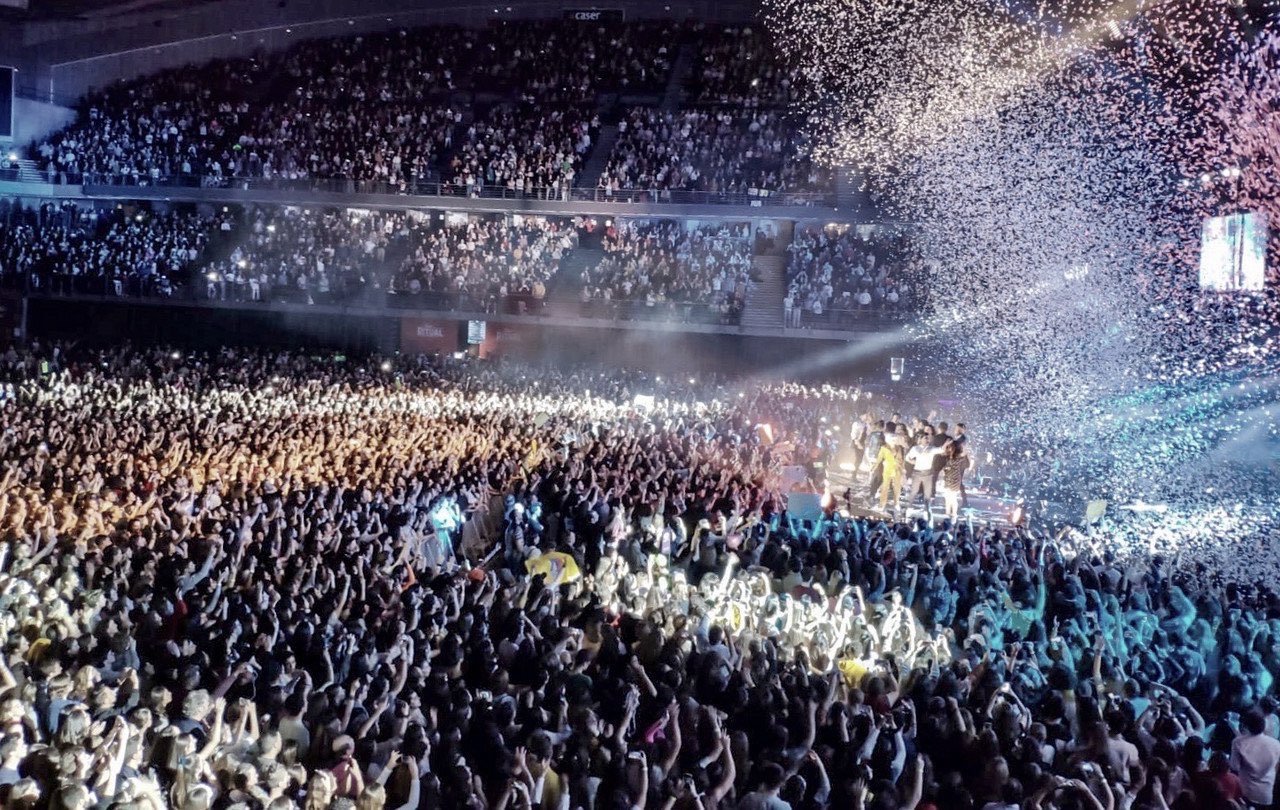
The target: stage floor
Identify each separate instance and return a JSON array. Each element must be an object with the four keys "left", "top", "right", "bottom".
[{"left": 823, "top": 467, "right": 1038, "bottom": 529}]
